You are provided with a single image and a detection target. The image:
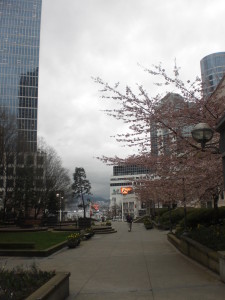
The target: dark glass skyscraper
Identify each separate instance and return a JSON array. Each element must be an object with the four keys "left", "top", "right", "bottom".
[
  {"left": 200, "top": 52, "right": 225, "bottom": 98},
  {"left": 0, "top": 0, "right": 42, "bottom": 152}
]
